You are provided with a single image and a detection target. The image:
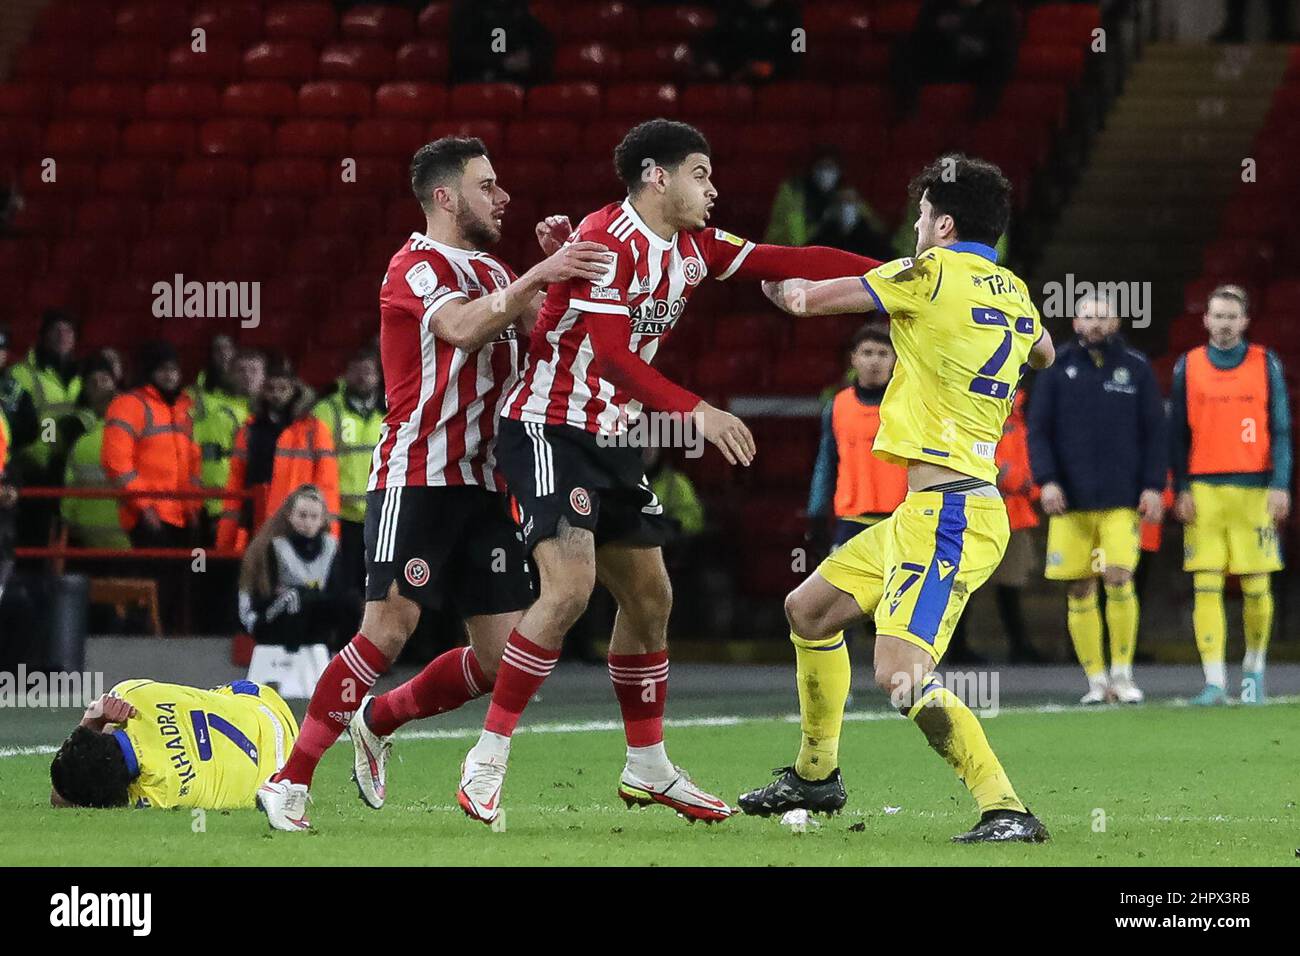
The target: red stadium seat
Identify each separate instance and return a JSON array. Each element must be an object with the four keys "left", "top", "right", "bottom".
[
  {"left": 173, "top": 159, "right": 251, "bottom": 199},
  {"left": 331, "top": 157, "right": 404, "bottom": 197},
  {"left": 223, "top": 81, "right": 299, "bottom": 118},
  {"left": 384, "top": 198, "right": 422, "bottom": 235},
  {"left": 66, "top": 82, "right": 143, "bottom": 119},
  {"left": 1264, "top": 279, "right": 1300, "bottom": 314},
  {"left": 153, "top": 199, "right": 228, "bottom": 241},
  {"left": 75, "top": 199, "right": 148, "bottom": 238},
  {"left": 121, "top": 121, "right": 195, "bottom": 160},
  {"left": 557, "top": 158, "right": 621, "bottom": 195},
  {"left": 0, "top": 81, "right": 61, "bottom": 118},
  {"left": 526, "top": 83, "right": 603, "bottom": 119},
  {"left": 603, "top": 82, "right": 678, "bottom": 117},
  {"left": 374, "top": 82, "right": 448, "bottom": 118},
  {"left": 314, "top": 311, "right": 375, "bottom": 348},
  {"left": 10, "top": 197, "right": 72, "bottom": 237},
  {"left": 52, "top": 237, "right": 125, "bottom": 276},
  {"left": 166, "top": 43, "right": 243, "bottom": 82},
  {"left": 450, "top": 83, "right": 525, "bottom": 119},
  {"left": 243, "top": 41, "right": 319, "bottom": 84},
  {"left": 14, "top": 40, "right": 92, "bottom": 81},
  {"left": 340, "top": 4, "right": 415, "bottom": 41},
  {"left": 756, "top": 83, "right": 836, "bottom": 123},
  {"left": 36, "top": 0, "right": 114, "bottom": 38},
  {"left": 499, "top": 160, "right": 559, "bottom": 195},
  {"left": 200, "top": 118, "right": 274, "bottom": 159},
  {"left": 918, "top": 83, "right": 976, "bottom": 121},
  {"left": 192, "top": 1, "right": 267, "bottom": 46},
  {"left": 712, "top": 313, "right": 783, "bottom": 350},
  {"left": 556, "top": 2, "right": 639, "bottom": 42},
  {"left": 426, "top": 120, "right": 504, "bottom": 156},
  {"left": 115, "top": 1, "right": 191, "bottom": 40},
  {"left": 416, "top": 3, "right": 452, "bottom": 37},
  {"left": 298, "top": 81, "right": 372, "bottom": 118},
  {"left": 209, "top": 236, "right": 285, "bottom": 278},
  {"left": 288, "top": 234, "right": 360, "bottom": 273},
  {"left": 93, "top": 41, "right": 164, "bottom": 80},
  {"left": 872, "top": 1, "right": 923, "bottom": 37},
  {"left": 735, "top": 122, "right": 813, "bottom": 160},
  {"left": 319, "top": 42, "right": 395, "bottom": 82},
  {"left": 692, "top": 349, "right": 767, "bottom": 394},
  {"left": 1017, "top": 44, "right": 1087, "bottom": 85},
  {"left": 681, "top": 84, "right": 753, "bottom": 118},
  {"left": 20, "top": 159, "right": 98, "bottom": 199},
  {"left": 264, "top": 1, "right": 338, "bottom": 43},
  {"left": 581, "top": 119, "right": 631, "bottom": 156},
  {"left": 274, "top": 119, "right": 350, "bottom": 157},
  {"left": 99, "top": 159, "right": 172, "bottom": 198},
  {"left": 44, "top": 119, "right": 118, "bottom": 158},
  {"left": 26, "top": 274, "right": 87, "bottom": 315},
  {"left": 639, "top": 5, "right": 716, "bottom": 41},
  {"left": 230, "top": 197, "right": 307, "bottom": 241},
  {"left": 100, "top": 275, "right": 156, "bottom": 311},
  {"left": 505, "top": 120, "right": 581, "bottom": 160},
  {"left": 262, "top": 274, "right": 334, "bottom": 315},
  {"left": 252, "top": 158, "right": 329, "bottom": 197},
  {"left": 1025, "top": 3, "right": 1101, "bottom": 44},
  {"left": 0, "top": 119, "right": 42, "bottom": 158},
  {"left": 998, "top": 83, "right": 1069, "bottom": 129},
  {"left": 553, "top": 42, "right": 623, "bottom": 83},
  {"left": 144, "top": 83, "right": 222, "bottom": 119},
  {"left": 310, "top": 196, "right": 383, "bottom": 235},
  {"left": 790, "top": 315, "right": 861, "bottom": 352},
  {"left": 351, "top": 118, "right": 425, "bottom": 157},
  {"left": 0, "top": 239, "right": 48, "bottom": 275},
  {"left": 802, "top": 2, "right": 872, "bottom": 38},
  {"left": 769, "top": 351, "right": 843, "bottom": 393},
  {"left": 620, "top": 43, "right": 692, "bottom": 82},
  {"left": 393, "top": 41, "right": 449, "bottom": 80}
]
